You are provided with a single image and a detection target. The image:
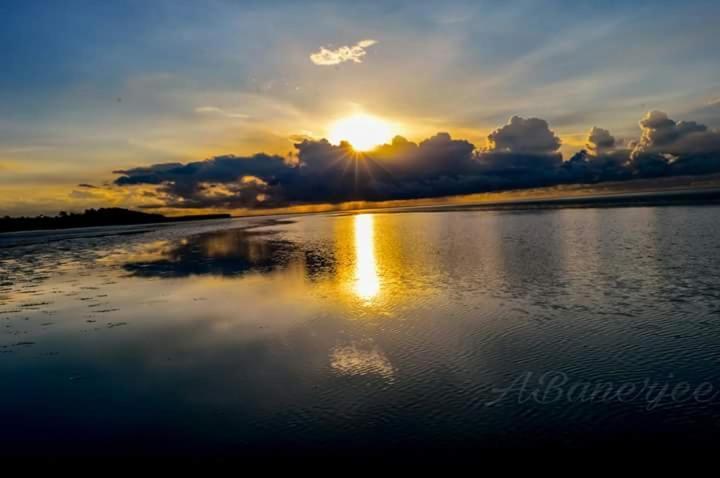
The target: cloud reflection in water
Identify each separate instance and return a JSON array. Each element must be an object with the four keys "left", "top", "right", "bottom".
[
  {"left": 123, "top": 227, "right": 303, "bottom": 278},
  {"left": 330, "top": 341, "right": 395, "bottom": 381}
]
